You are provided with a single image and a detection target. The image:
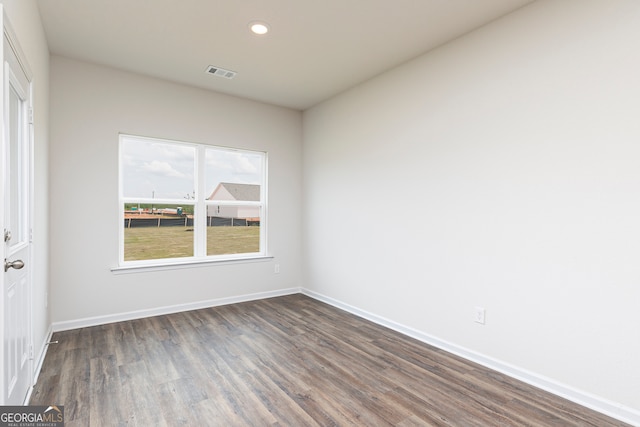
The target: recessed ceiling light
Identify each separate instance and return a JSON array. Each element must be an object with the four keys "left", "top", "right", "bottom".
[{"left": 249, "top": 21, "right": 270, "bottom": 35}]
